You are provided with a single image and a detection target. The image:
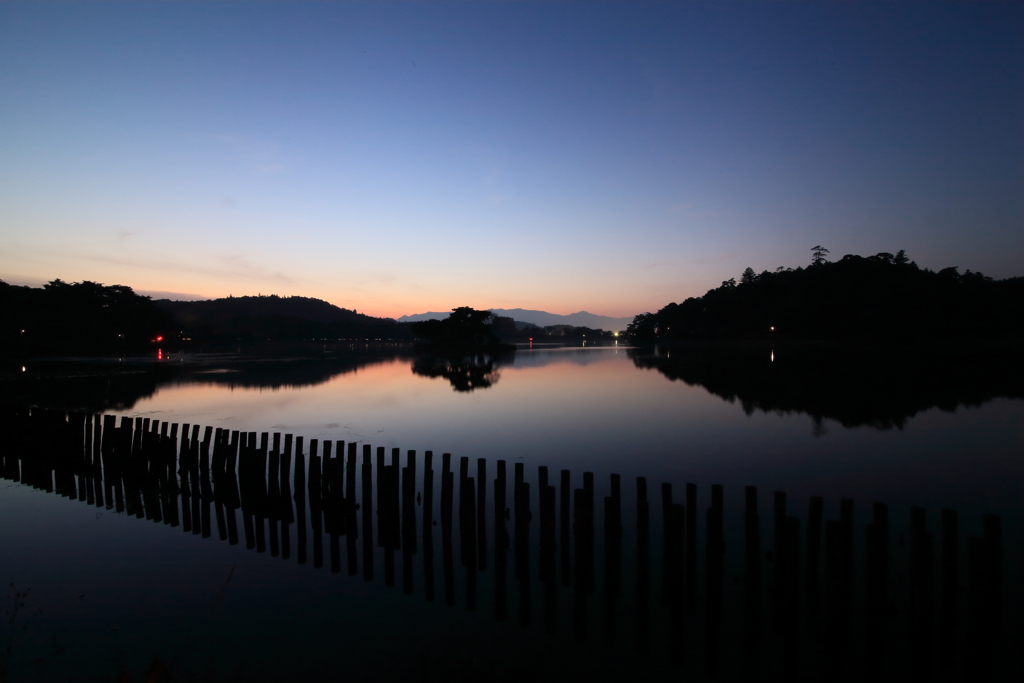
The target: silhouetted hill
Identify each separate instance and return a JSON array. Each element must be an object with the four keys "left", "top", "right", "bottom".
[
  {"left": 628, "top": 251, "right": 1024, "bottom": 340},
  {"left": 155, "top": 295, "right": 412, "bottom": 344},
  {"left": 0, "top": 279, "right": 172, "bottom": 356},
  {"left": 399, "top": 308, "right": 632, "bottom": 331}
]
